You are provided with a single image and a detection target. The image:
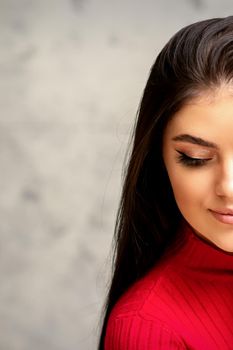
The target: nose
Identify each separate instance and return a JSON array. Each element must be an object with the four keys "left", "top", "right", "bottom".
[{"left": 215, "top": 160, "right": 233, "bottom": 199}]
